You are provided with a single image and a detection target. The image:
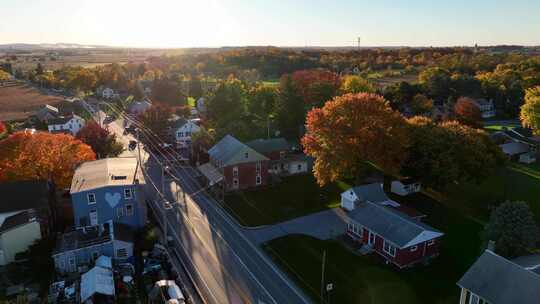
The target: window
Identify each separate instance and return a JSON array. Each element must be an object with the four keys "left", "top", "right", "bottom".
[
  {"left": 233, "top": 166, "right": 239, "bottom": 177},
  {"left": 297, "top": 164, "right": 303, "bottom": 171},
  {"left": 124, "top": 188, "right": 133, "bottom": 199},
  {"left": 347, "top": 222, "right": 362, "bottom": 237},
  {"left": 274, "top": 165, "right": 278, "bottom": 170},
  {"left": 410, "top": 245, "right": 418, "bottom": 252},
  {"left": 125, "top": 204, "right": 134, "bottom": 216},
  {"left": 91, "top": 251, "right": 99, "bottom": 260},
  {"left": 116, "top": 248, "right": 128, "bottom": 258},
  {"left": 233, "top": 178, "right": 239, "bottom": 188},
  {"left": 185, "top": 131, "right": 191, "bottom": 136},
  {"left": 69, "top": 257, "right": 75, "bottom": 266},
  {"left": 256, "top": 175, "right": 261, "bottom": 185},
  {"left": 177, "top": 132, "right": 183, "bottom": 138},
  {"left": 244, "top": 152, "right": 249, "bottom": 159},
  {"left": 427, "top": 240, "right": 435, "bottom": 246},
  {"left": 117, "top": 207, "right": 124, "bottom": 218},
  {"left": 383, "top": 241, "right": 396, "bottom": 257},
  {"left": 256, "top": 162, "right": 261, "bottom": 174},
  {"left": 87, "top": 193, "right": 96, "bottom": 204}
]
